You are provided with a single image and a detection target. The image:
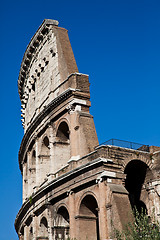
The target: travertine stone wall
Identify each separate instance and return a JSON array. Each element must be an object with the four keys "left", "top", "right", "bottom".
[
  {"left": 16, "top": 19, "right": 160, "bottom": 240},
  {"left": 18, "top": 19, "right": 98, "bottom": 202},
  {"left": 19, "top": 20, "right": 78, "bottom": 131}
]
